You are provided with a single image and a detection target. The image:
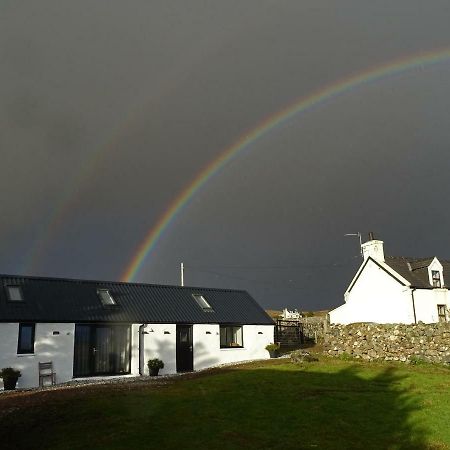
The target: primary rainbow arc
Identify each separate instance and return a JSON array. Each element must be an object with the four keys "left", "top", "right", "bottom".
[{"left": 121, "top": 47, "right": 450, "bottom": 282}]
